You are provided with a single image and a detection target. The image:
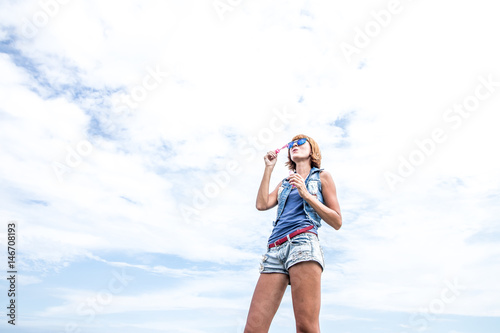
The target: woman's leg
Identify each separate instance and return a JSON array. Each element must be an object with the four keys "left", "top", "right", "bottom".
[
  {"left": 244, "top": 273, "right": 289, "bottom": 333},
  {"left": 288, "top": 261, "right": 322, "bottom": 333}
]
